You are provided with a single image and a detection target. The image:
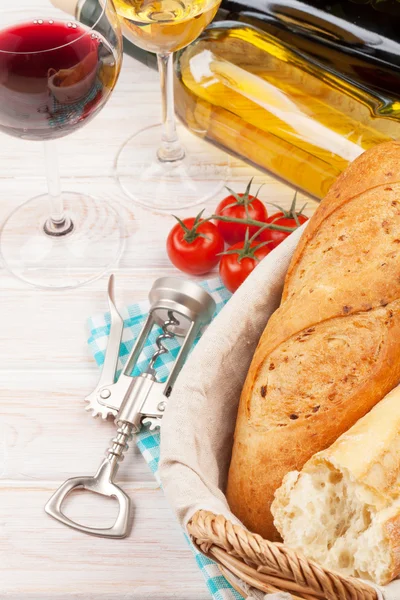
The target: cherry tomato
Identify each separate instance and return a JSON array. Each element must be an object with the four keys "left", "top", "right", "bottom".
[
  {"left": 219, "top": 239, "right": 272, "bottom": 293},
  {"left": 167, "top": 213, "right": 224, "bottom": 276},
  {"left": 258, "top": 194, "right": 309, "bottom": 249},
  {"left": 215, "top": 178, "right": 268, "bottom": 245},
  {"left": 258, "top": 213, "right": 308, "bottom": 249}
]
